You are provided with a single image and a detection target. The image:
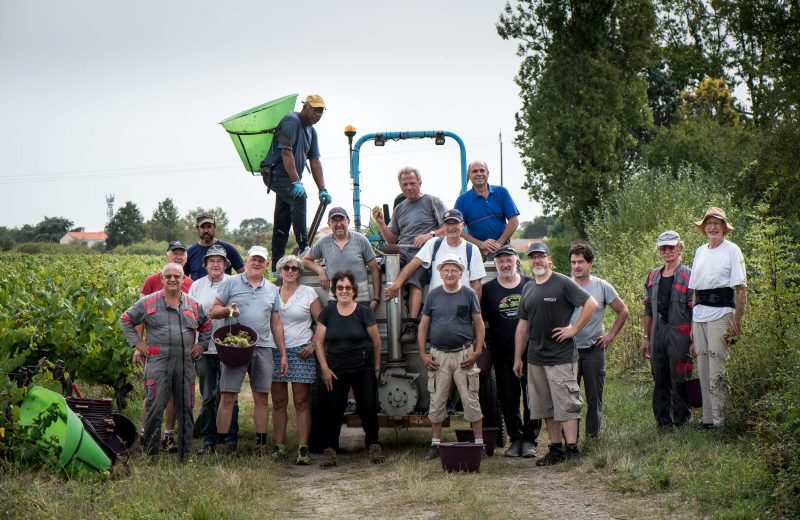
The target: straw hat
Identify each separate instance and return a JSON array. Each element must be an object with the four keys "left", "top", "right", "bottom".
[{"left": 694, "top": 207, "right": 734, "bottom": 235}]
